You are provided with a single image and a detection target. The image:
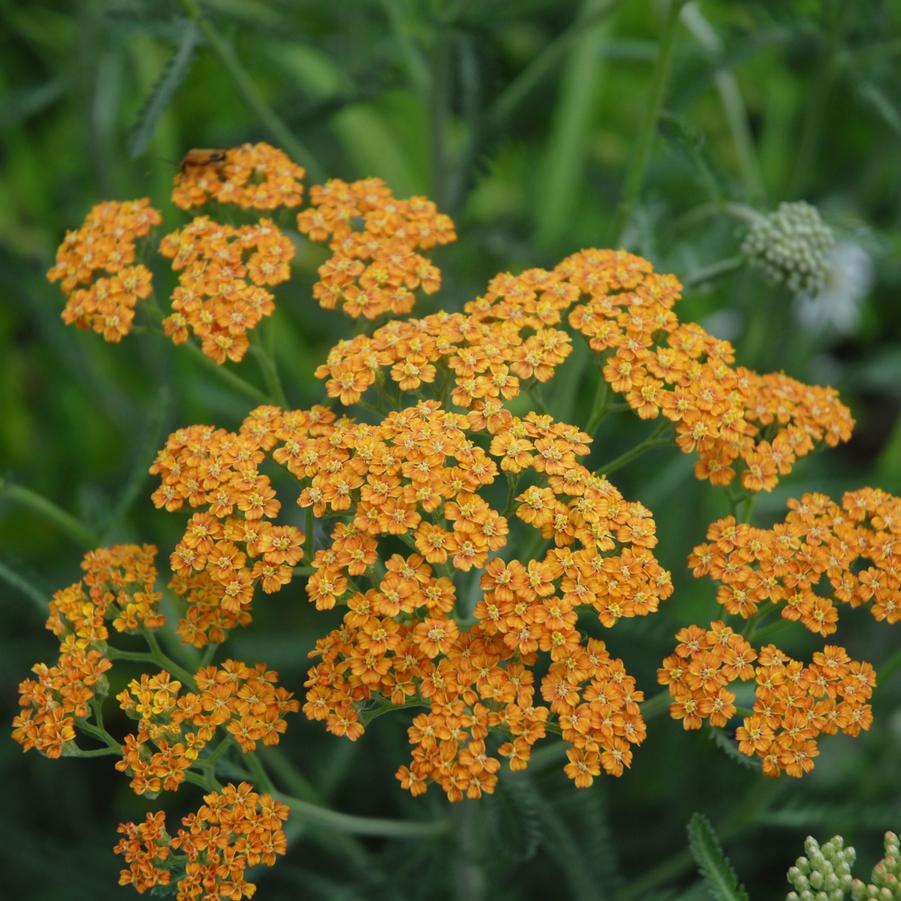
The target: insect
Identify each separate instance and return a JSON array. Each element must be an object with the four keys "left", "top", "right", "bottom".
[{"left": 179, "top": 148, "right": 227, "bottom": 173}]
